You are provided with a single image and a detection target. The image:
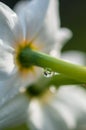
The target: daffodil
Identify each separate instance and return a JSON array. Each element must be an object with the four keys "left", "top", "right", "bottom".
[
  {"left": 2, "top": 0, "right": 86, "bottom": 130},
  {"left": 27, "top": 84, "right": 86, "bottom": 130},
  {"left": 26, "top": 50, "right": 86, "bottom": 130},
  {"left": 0, "top": 0, "right": 50, "bottom": 88},
  {"left": 0, "top": 0, "right": 72, "bottom": 112},
  {"left": 0, "top": 0, "right": 72, "bottom": 91},
  {"left": 0, "top": 0, "right": 74, "bottom": 129}
]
